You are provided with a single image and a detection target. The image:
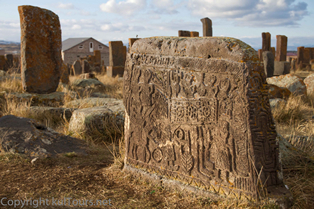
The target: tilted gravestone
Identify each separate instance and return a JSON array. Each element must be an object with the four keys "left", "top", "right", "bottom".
[
  {"left": 72, "top": 60, "right": 82, "bottom": 76},
  {"left": 18, "top": 5, "right": 62, "bottom": 94},
  {"left": 82, "top": 60, "right": 91, "bottom": 74},
  {"left": 178, "top": 30, "right": 190, "bottom": 37},
  {"left": 123, "top": 37, "right": 291, "bottom": 203}
]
